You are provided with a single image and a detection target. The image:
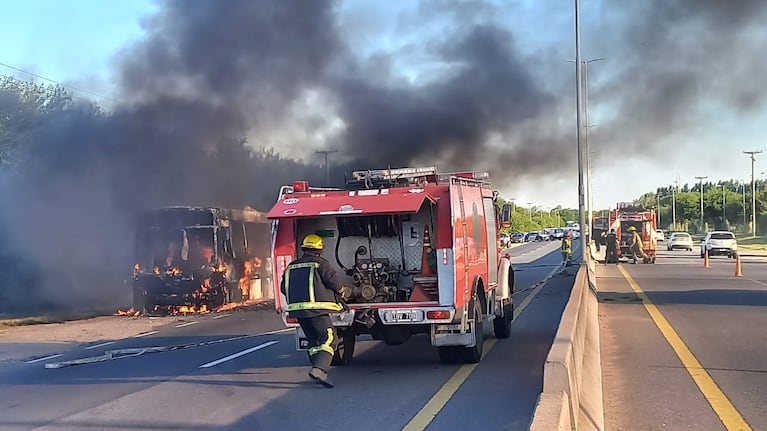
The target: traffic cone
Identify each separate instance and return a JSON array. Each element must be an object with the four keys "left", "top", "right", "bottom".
[
  {"left": 420, "top": 225, "right": 435, "bottom": 276},
  {"left": 735, "top": 253, "right": 742, "bottom": 277},
  {"left": 703, "top": 250, "right": 710, "bottom": 268},
  {"left": 410, "top": 225, "right": 437, "bottom": 302}
]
